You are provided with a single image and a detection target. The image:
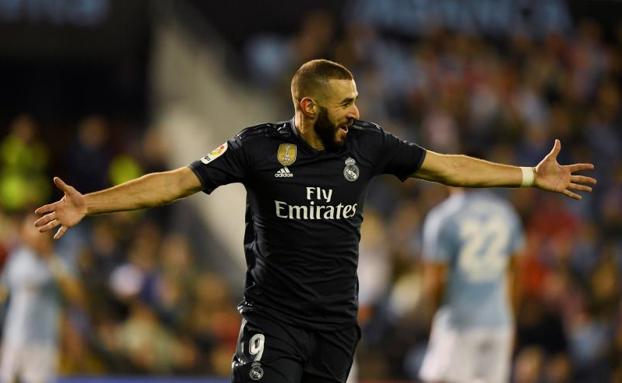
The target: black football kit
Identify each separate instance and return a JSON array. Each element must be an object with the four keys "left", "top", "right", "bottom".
[{"left": 189, "top": 118, "right": 426, "bottom": 382}]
